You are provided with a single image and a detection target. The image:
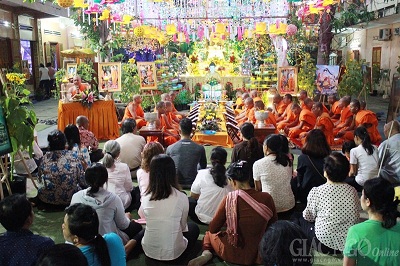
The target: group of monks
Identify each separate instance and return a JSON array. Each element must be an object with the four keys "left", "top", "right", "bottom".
[
  {"left": 234, "top": 89, "right": 381, "bottom": 147},
  {"left": 122, "top": 88, "right": 382, "bottom": 148}
]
